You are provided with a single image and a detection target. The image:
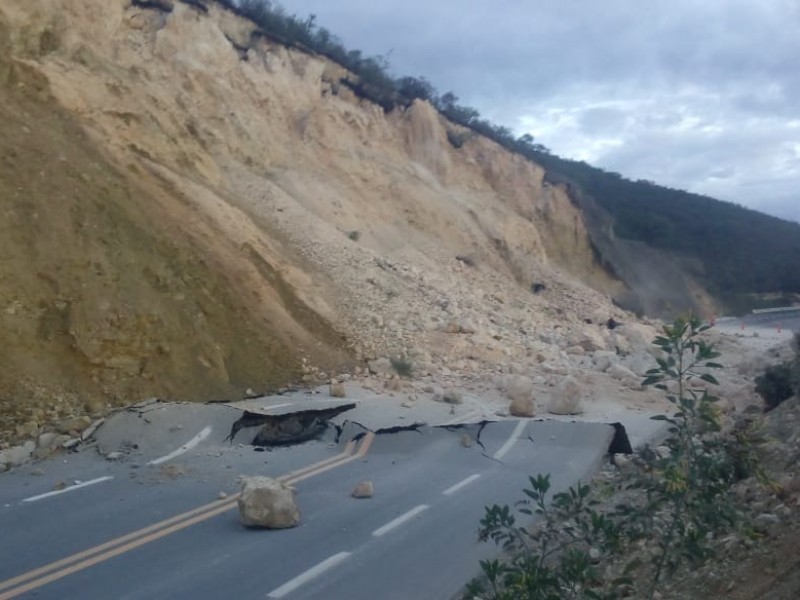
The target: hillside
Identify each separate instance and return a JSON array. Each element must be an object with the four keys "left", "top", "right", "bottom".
[
  {"left": 533, "top": 153, "right": 800, "bottom": 313},
  {"left": 0, "top": 0, "right": 632, "bottom": 441}
]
